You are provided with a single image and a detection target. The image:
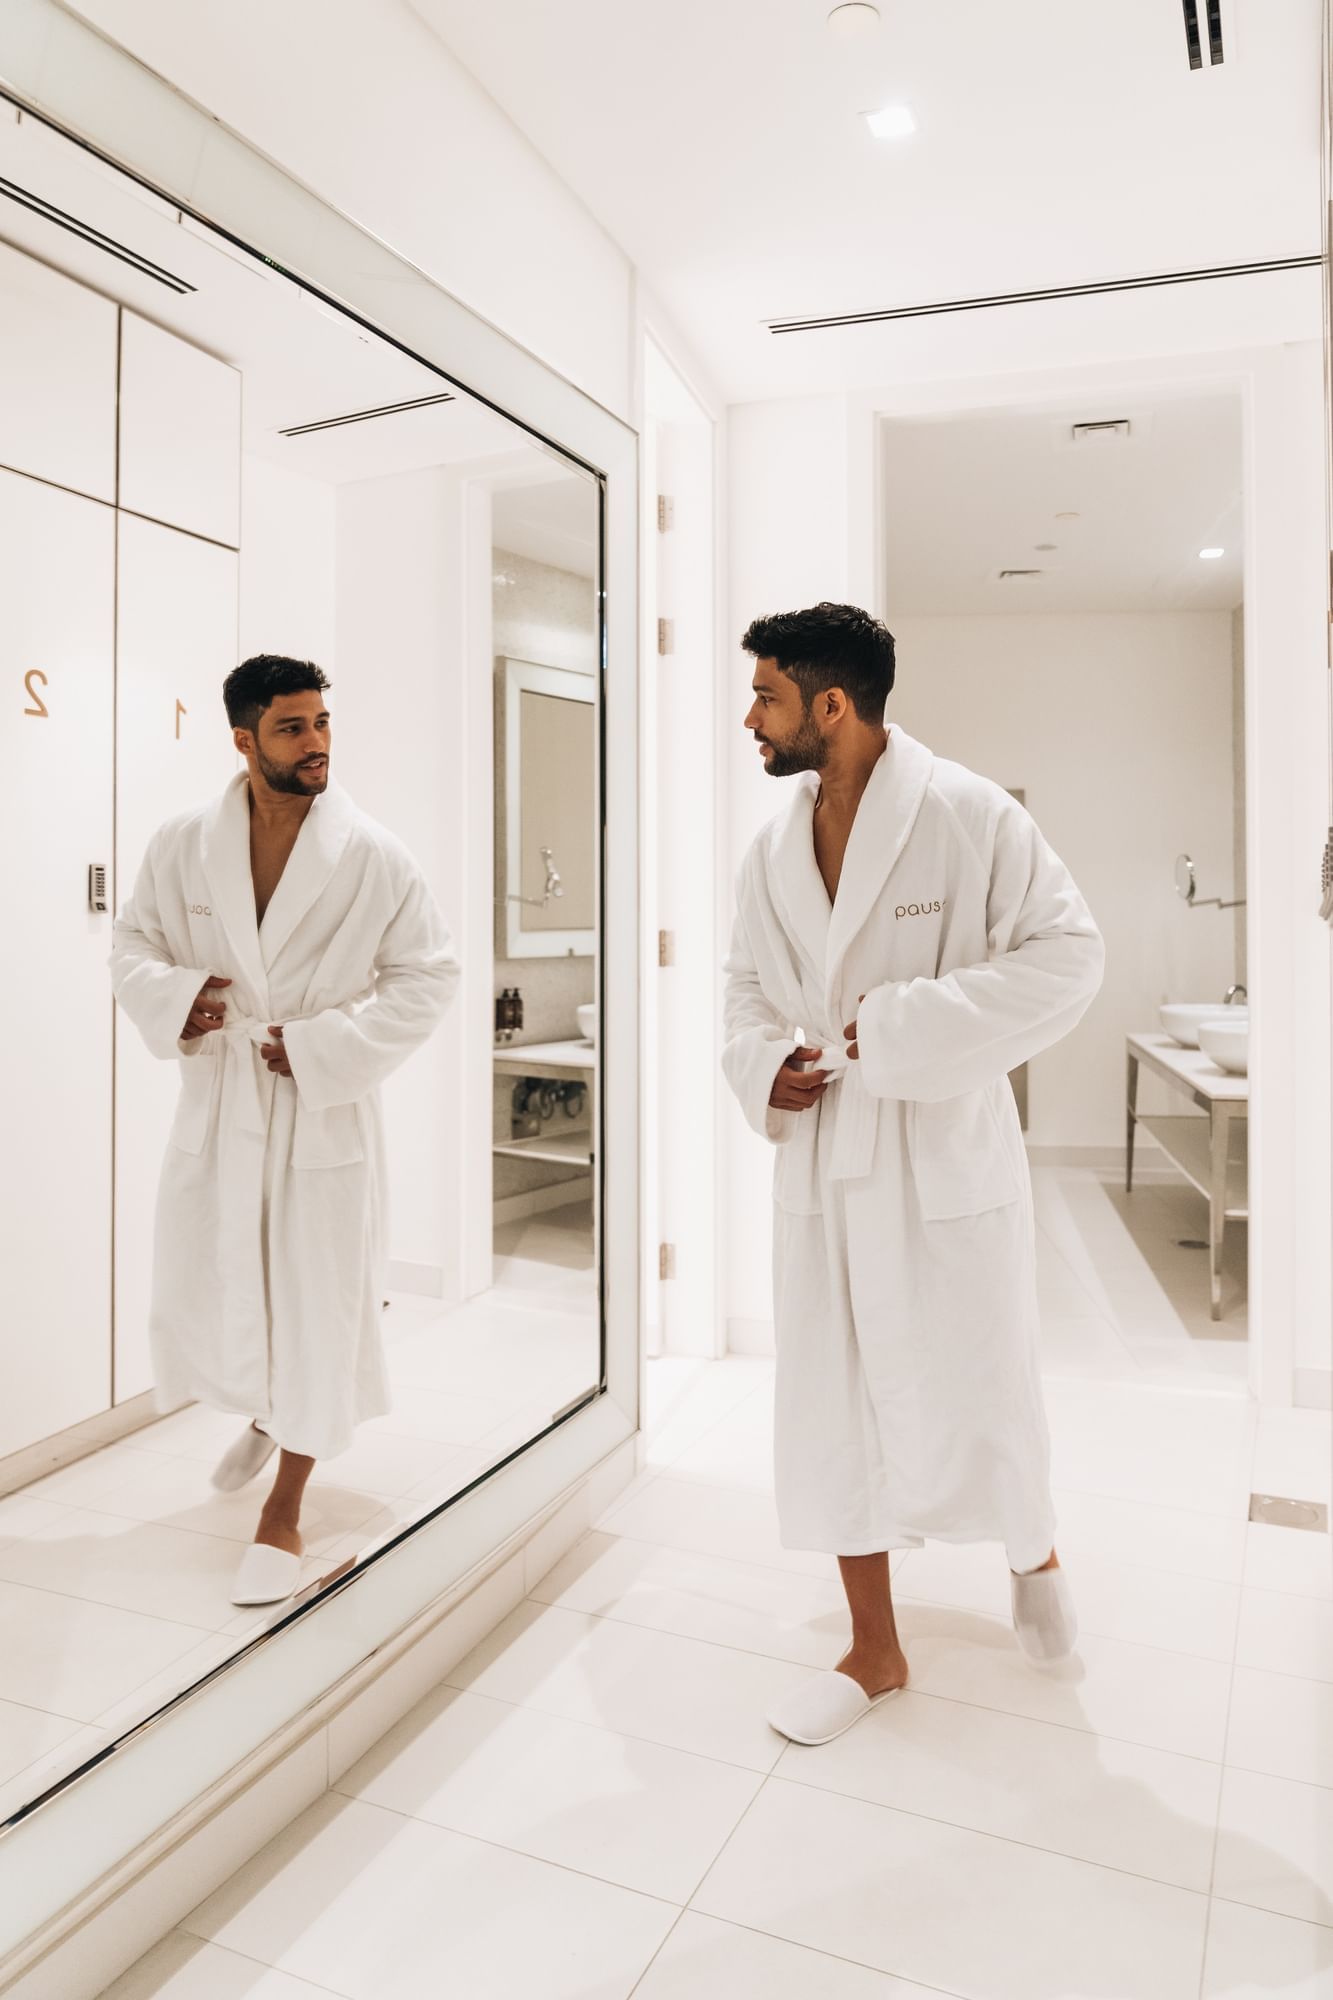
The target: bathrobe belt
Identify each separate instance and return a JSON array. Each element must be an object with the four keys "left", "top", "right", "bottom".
[
  {"left": 215, "top": 1013, "right": 288, "bottom": 1135},
  {"left": 813, "top": 1041, "right": 879, "bottom": 1182}
]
